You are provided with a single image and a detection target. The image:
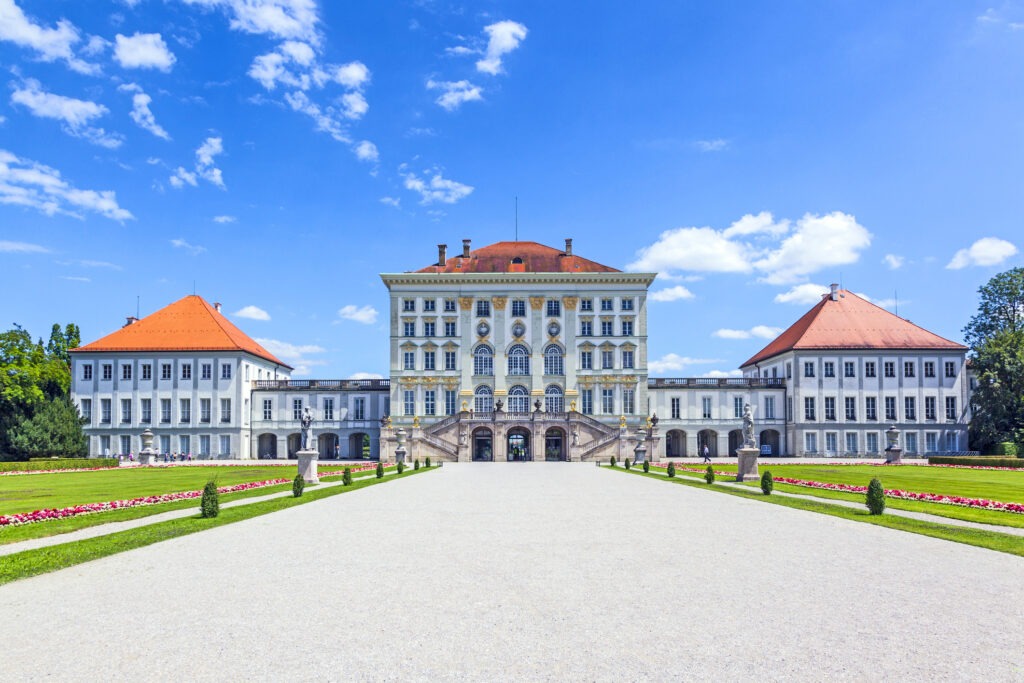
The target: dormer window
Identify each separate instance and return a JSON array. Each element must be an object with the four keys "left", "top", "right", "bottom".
[{"left": 511, "top": 257, "right": 523, "bottom": 264}]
